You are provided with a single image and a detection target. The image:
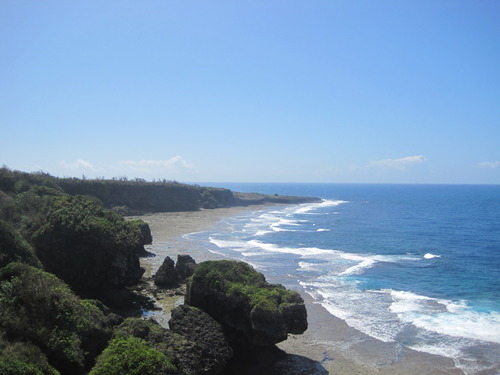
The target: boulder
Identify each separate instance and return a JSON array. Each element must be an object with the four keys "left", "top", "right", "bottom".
[
  {"left": 169, "top": 304, "right": 233, "bottom": 374},
  {"left": 176, "top": 254, "right": 197, "bottom": 281},
  {"left": 153, "top": 256, "right": 179, "bottom": 287},
  {"left": 185, "top": 260, "right": 307, "bottom": 348},
  {"left": 117, "top": 317, "right": 231, "bottom": 375}
]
